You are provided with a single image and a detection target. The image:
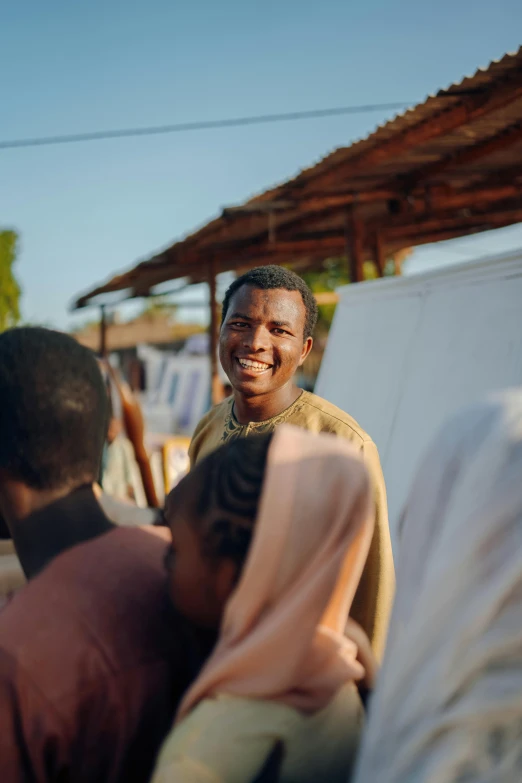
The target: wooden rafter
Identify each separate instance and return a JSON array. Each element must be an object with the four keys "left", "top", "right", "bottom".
[
  {"left": 398, "top": 121, "right": 522, "bottom": 192},
  {"left": 205, "top": 171, "right": 522, "bottom": 255},
  {"left": 385, "top": 205, "right": 522, "bottom": 244},
  {"left": 386, "top": 217, "right": 517, "bottom": 251}
]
